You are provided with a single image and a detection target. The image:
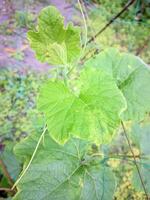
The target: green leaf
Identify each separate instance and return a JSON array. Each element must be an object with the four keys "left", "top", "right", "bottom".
[
  {"left": 0, "top": 142, "right": 21, "bottom": 181},
  {"left": 131, "top": 124, "right": 150, "bottom": 155},
  {"left": 28, "top": 6, "right": 81, "bottom": 66},
  {"left": 13, "top": 132, "right": 116, "bottom": 200},
  {"left": 38, "top": 67, "right": 126, "bottom": 144},
  {"left": 84, "top": 48, "right": 150, "bottom": 121},
  {"left": 131, "top": 124, "right": 150, "bottom": 193},
  {"left": 132, "top": 161, "right": 150, "bottom": 194}
]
